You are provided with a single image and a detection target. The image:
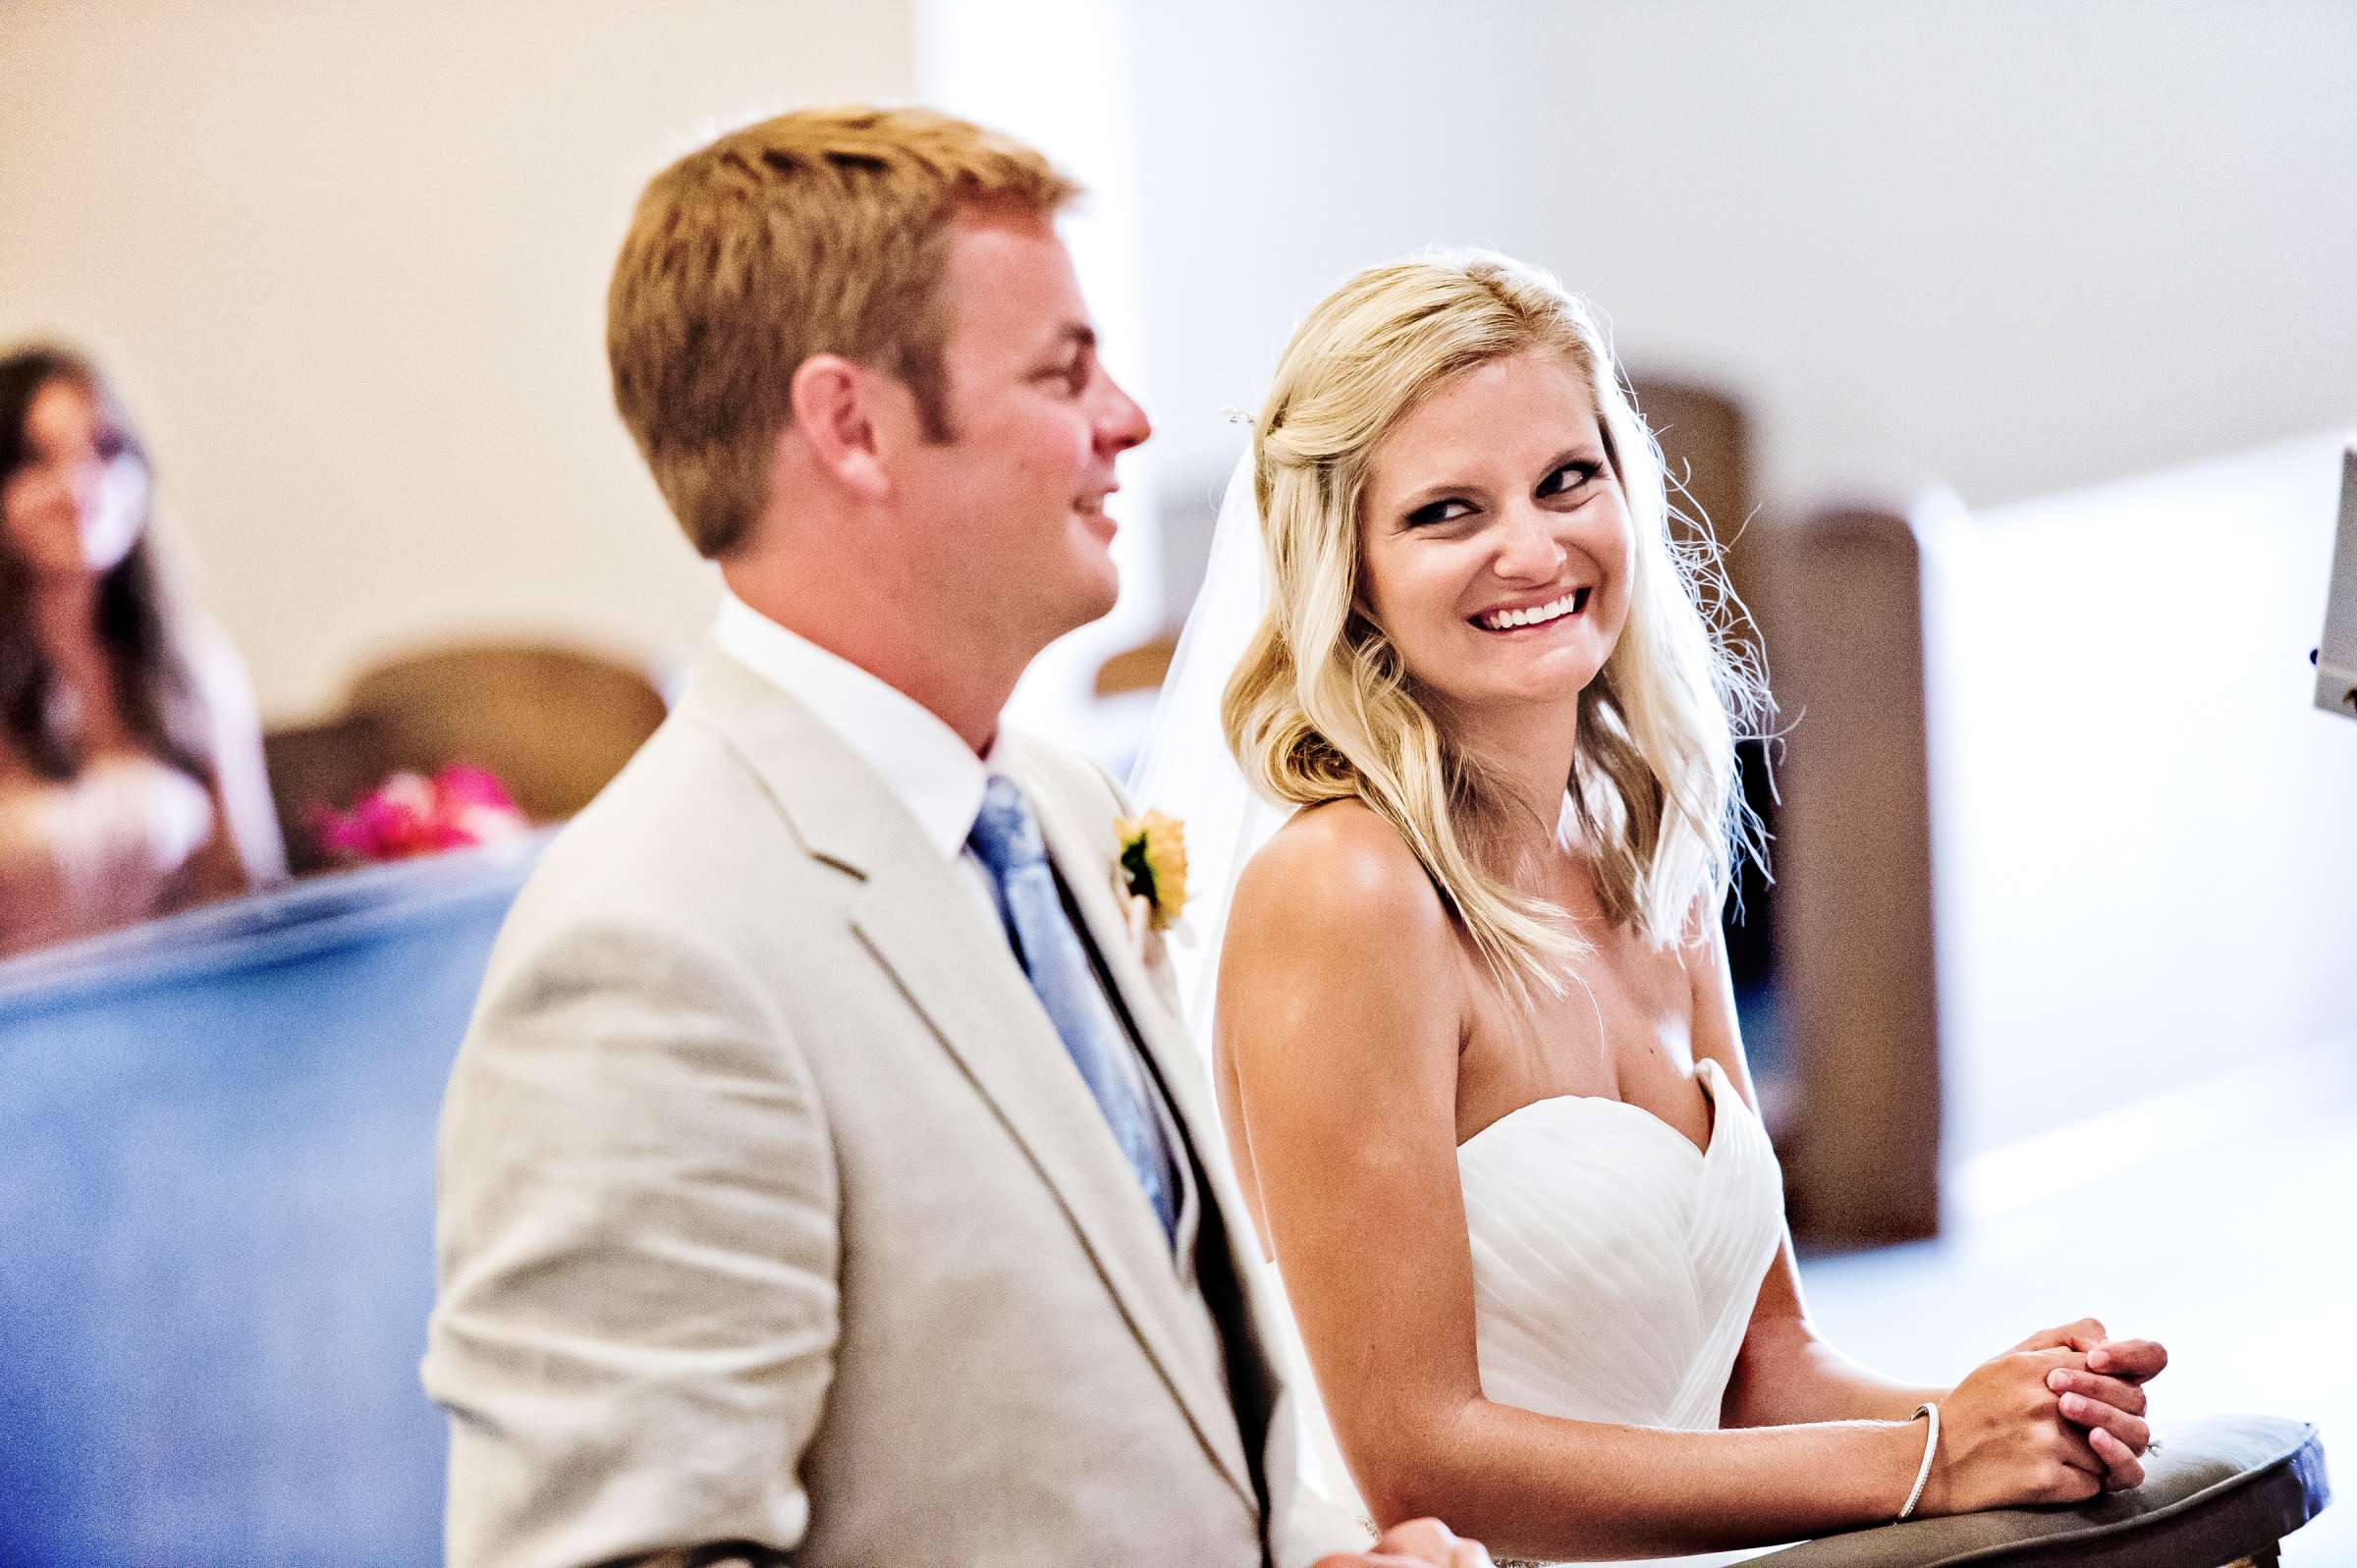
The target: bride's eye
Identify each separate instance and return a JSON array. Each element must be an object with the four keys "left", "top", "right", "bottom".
[
  {"left": 1538, "top": 460, "right": 1604, "bottom": 499},
  {"left": 1405, "top": 497, "right": 1475, "bottom": 528}
]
